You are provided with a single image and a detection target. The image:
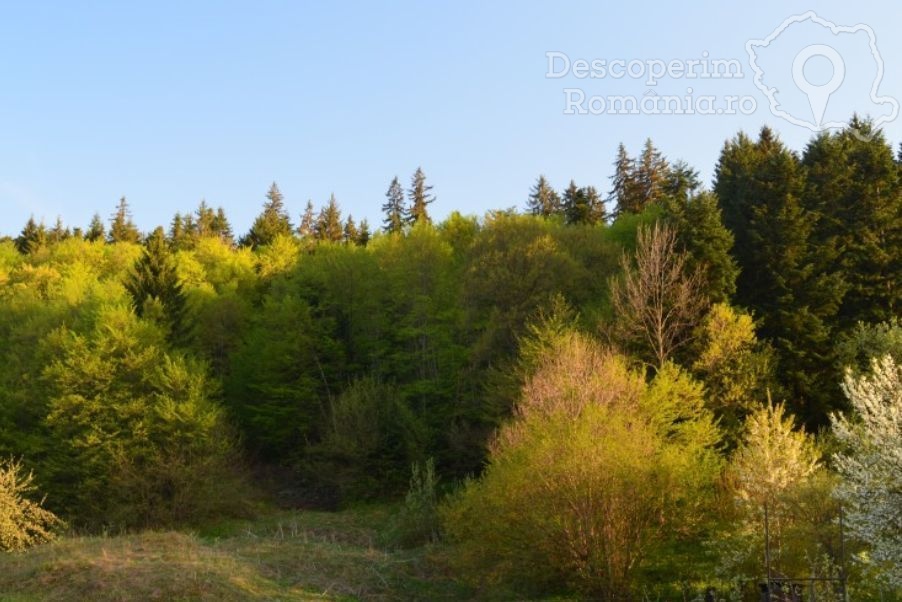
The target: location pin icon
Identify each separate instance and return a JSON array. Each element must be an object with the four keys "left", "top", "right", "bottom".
[{"left": 792, "top": 44, "right": 845, "bottom": 128}]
